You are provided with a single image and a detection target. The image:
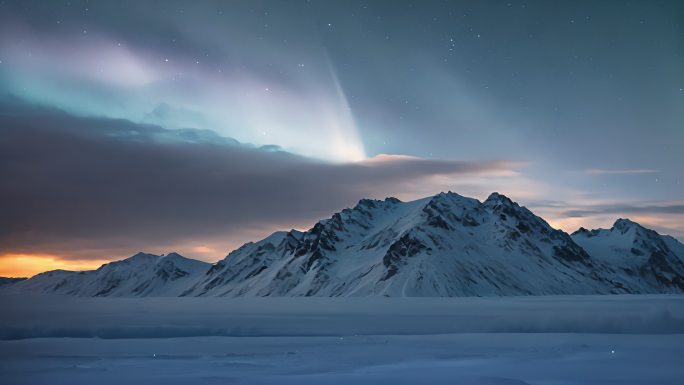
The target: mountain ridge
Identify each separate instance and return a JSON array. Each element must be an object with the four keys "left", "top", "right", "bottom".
[
  {"left": 4, "top": 252, "right": 210, "bottom": 297},
  {"left": 3, "top": 192, "right": 684, "bottom": 297}
]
